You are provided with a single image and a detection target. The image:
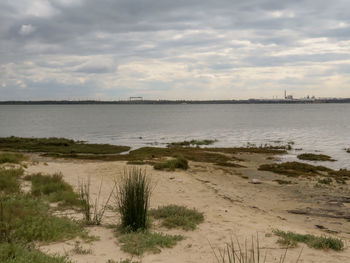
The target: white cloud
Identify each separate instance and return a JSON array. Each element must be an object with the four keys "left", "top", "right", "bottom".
[{"left": 19, "top": 24, "right": 36, "bottom": 36}]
